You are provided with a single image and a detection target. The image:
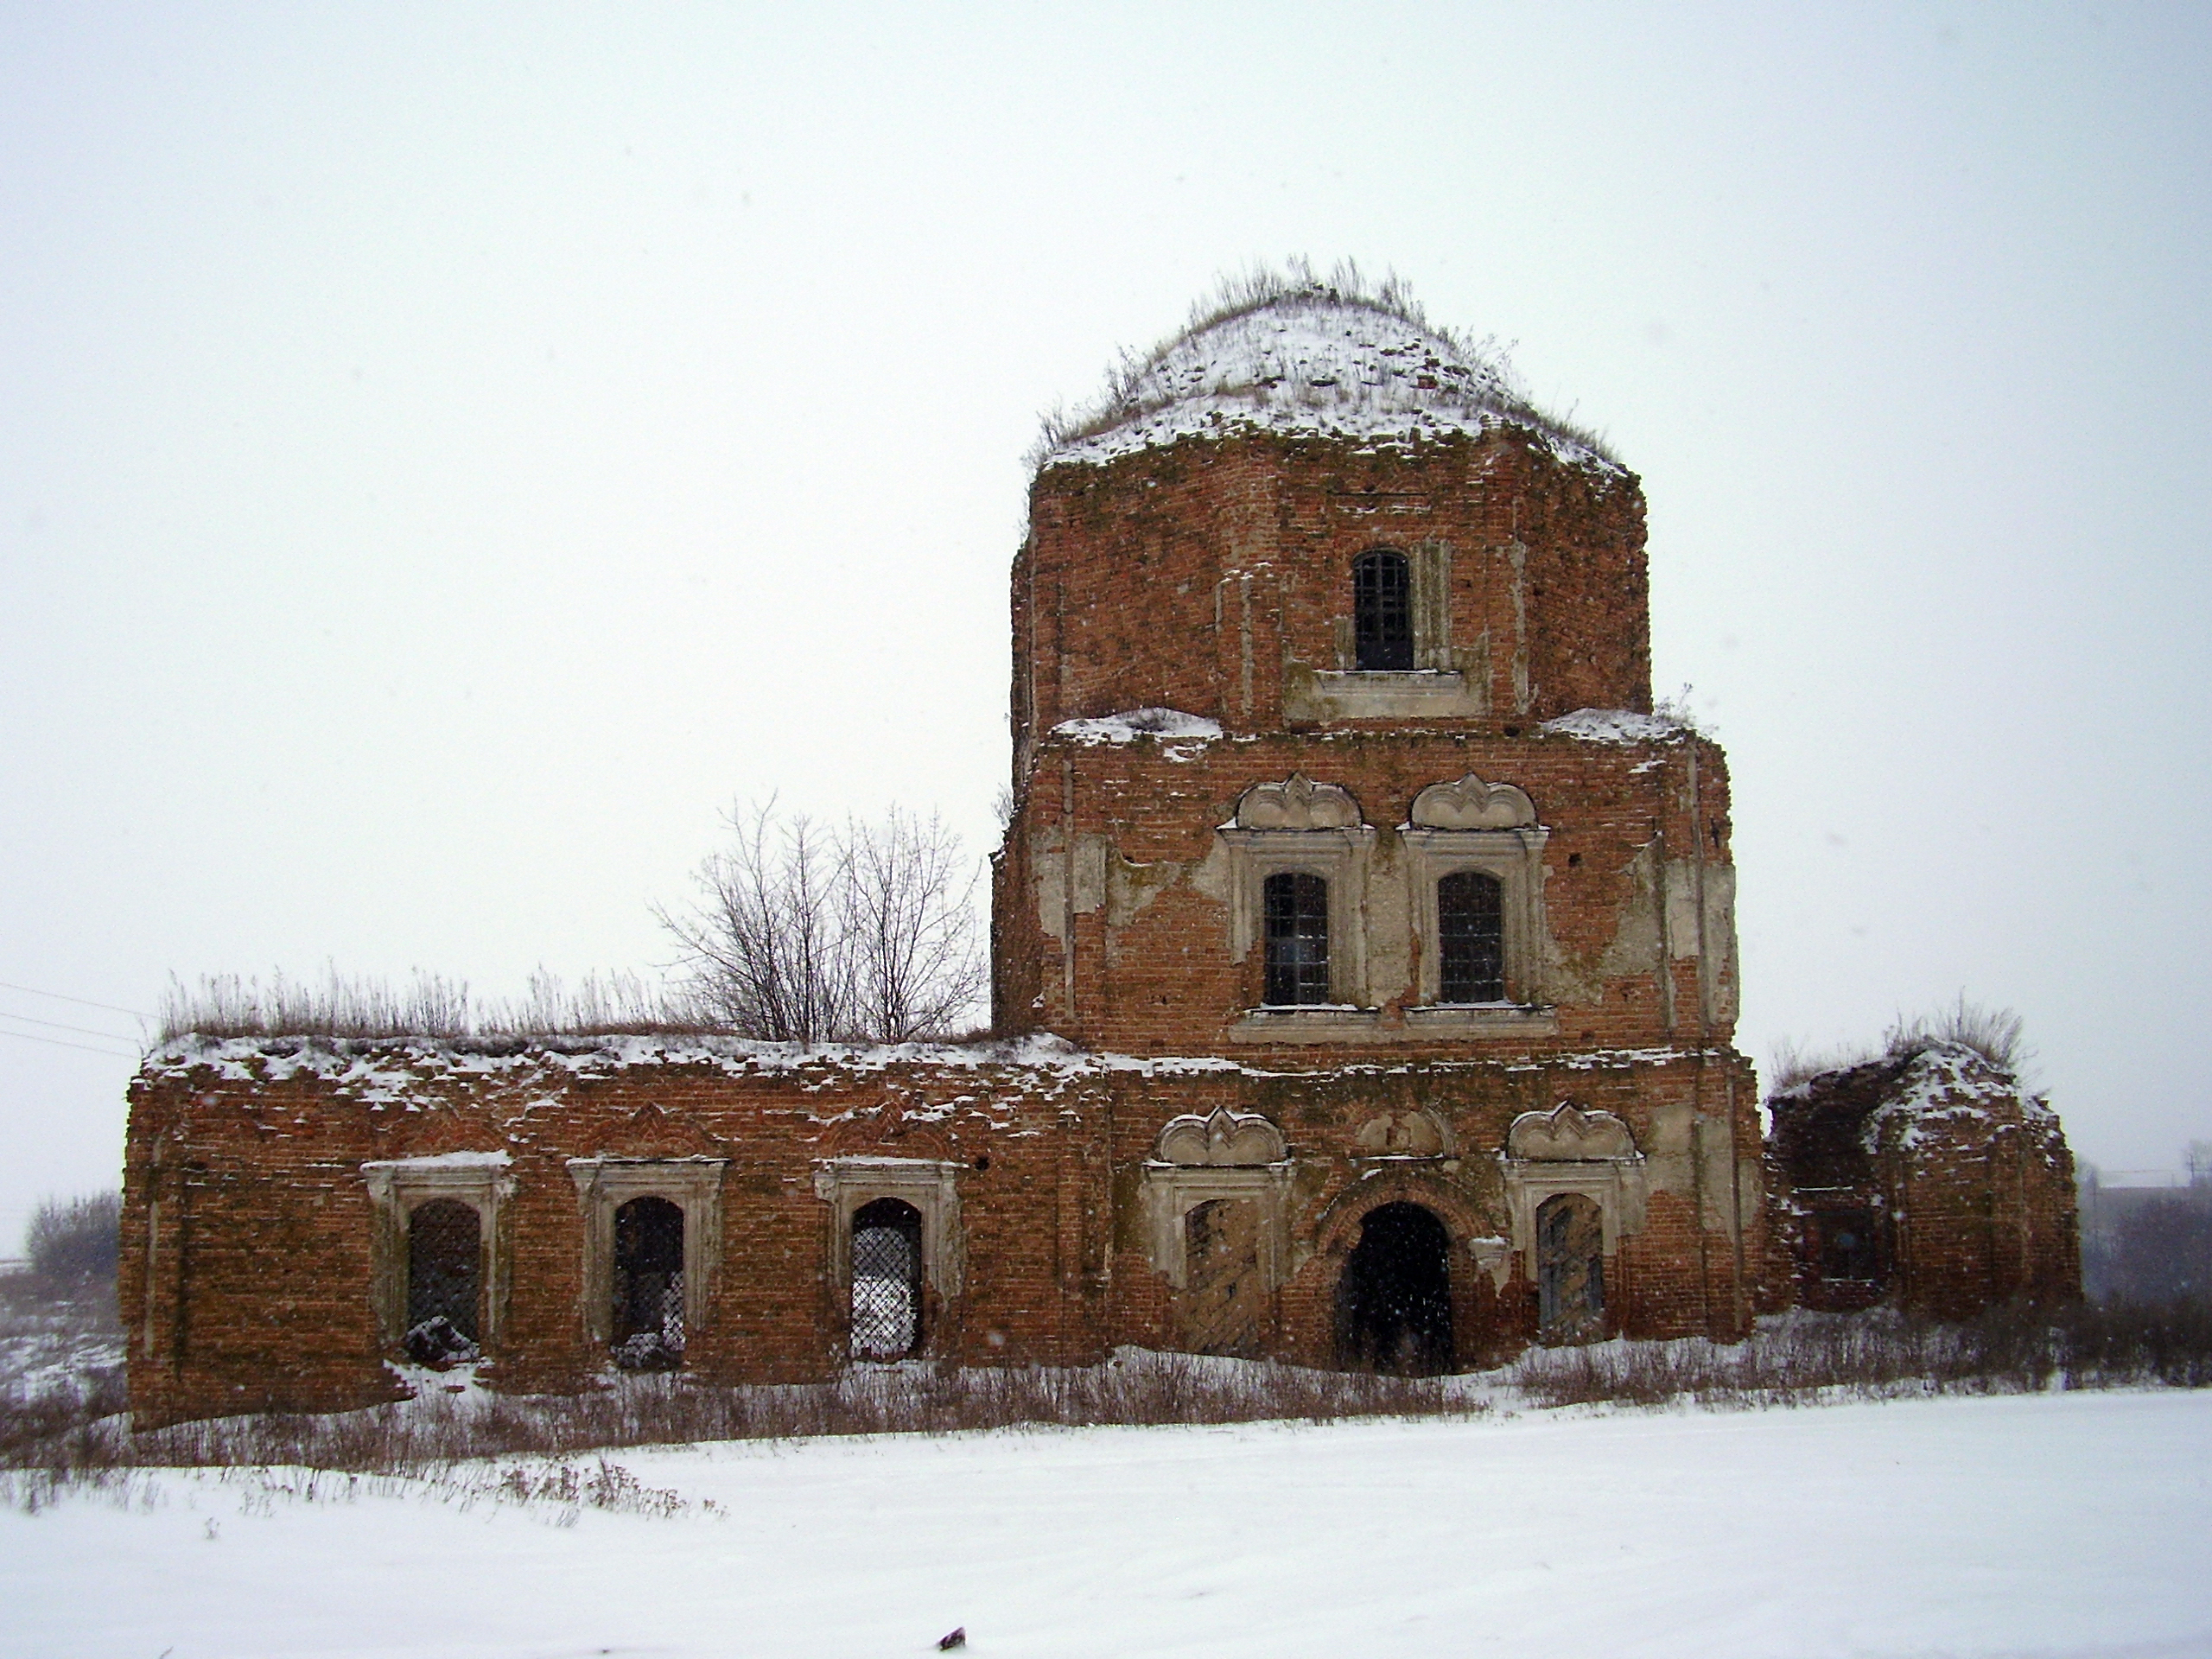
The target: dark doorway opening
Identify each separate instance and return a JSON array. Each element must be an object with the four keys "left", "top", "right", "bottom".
[
  {"left": 851, "top": 1197, "right": 924, "bottom": 1360},
  {"left": 1536, "top": 1193, "right": 1605, "bottom": 1339},
  {"left": 404, "top": 1198, "right": 481, "bottom": 1367},
  {"left": 1334, "top": 1201, "right": 1454, "bottom": 1373},
  {"left": 613, "top": 1196, "right": 685, "bottom": 1370}
]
